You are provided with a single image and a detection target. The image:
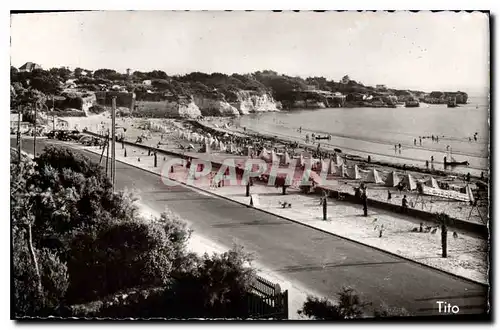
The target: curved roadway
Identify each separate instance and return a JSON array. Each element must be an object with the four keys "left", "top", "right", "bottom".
[{"left": 14, "top": 138, "right": 489, "bottom": 317}]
